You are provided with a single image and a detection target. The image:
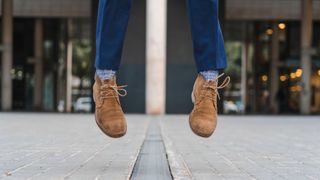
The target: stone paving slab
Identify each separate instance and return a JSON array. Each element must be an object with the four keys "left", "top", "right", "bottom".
[
  {"left": 0, "top": 113, "right": 150, "bottom": 180},
  {"left": 160, "top": 115, "right": 320, "bottom": 180}
]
